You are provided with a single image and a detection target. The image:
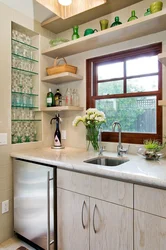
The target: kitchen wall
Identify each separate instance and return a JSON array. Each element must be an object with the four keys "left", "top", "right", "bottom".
[
  {"left": 51, "top": 0, "right": 166, "bottom": 153},
  {"left": 0, "top": 2, "right": 56, "bottom": 243}
]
